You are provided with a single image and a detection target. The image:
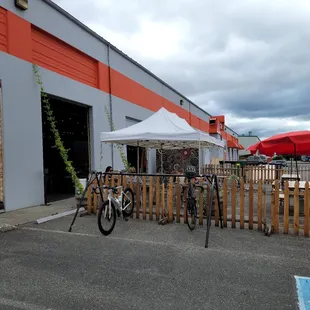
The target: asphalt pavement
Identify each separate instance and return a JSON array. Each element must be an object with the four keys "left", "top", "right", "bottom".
[{"left": 0, "top": 215, "right": 310, "bottom": 310}]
